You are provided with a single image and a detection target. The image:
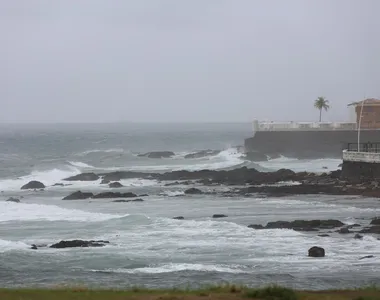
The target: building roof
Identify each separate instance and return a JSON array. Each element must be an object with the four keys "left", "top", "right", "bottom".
[{"left": 347, "top": 98, "right": 380, "bottom": 106}]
